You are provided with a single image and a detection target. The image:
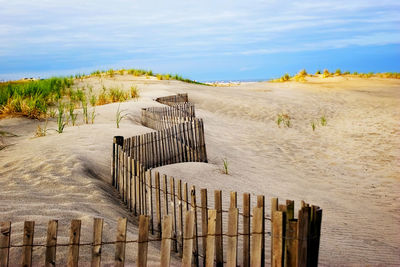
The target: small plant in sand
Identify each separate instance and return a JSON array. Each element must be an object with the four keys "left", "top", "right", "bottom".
[
  {"left": 68, "top": 103, "right": 77, "bottom": 126},
  {"left": 320, "top": 116, "right": 327, "bottom": 126},
  {"left": 130, "top": 86, "right": 140, "bottom": 99},
  {"left": 315, "top": 69, "right": 321, "bottom": 75},
  {"left": 56, "top": 103, "right": 67, "bottom": 133},
  {"left": 107, "top": 69, "right": 115, "bottom": 77},
  {"left": 82, "top": 98, "right": 88, "bottom": 124},
  {"left": 311, "top": 120, "right": 317, "bottom": 131},
  {"left": 90, "top": 108, "right": 96, "bottom": 124},
  {"left": 116, "top": 104, "right": 127, "bottom": 128},
  {"left": 222, "top": 158, "right": 229, "bottom": 174},
  {"left": 90, "top": 94, "right": 97, "bottom": 107},
  {"left": 35, "top": 119, "right": 48, "bottom": 137},
  {"left": 277, "top": 113, "right": 291, "bottom": 128},
  {"left": 335, "top": 69, "right": 342, "bottom": 75}
]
